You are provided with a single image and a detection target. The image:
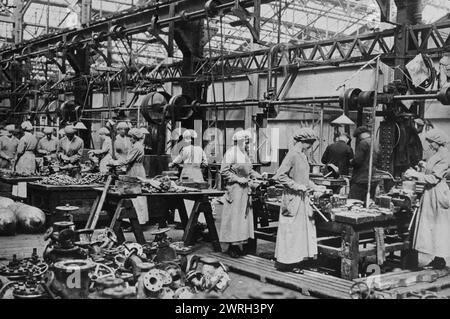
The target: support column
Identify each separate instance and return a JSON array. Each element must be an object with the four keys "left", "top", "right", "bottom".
[
  {"left": 13, "top": 0, "right": 24, "bottom": 44},
  {"left": 67, "top": 47, "right": 91, "bottom": 148}
]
